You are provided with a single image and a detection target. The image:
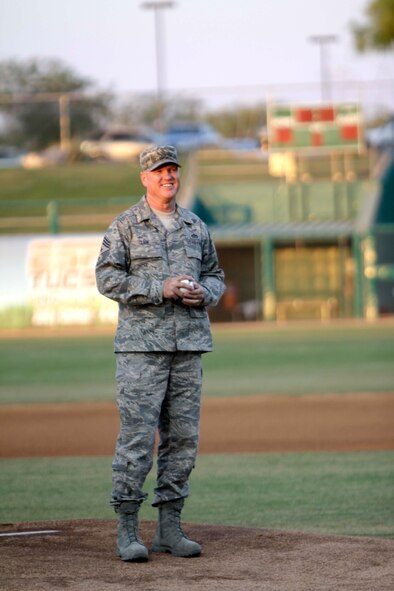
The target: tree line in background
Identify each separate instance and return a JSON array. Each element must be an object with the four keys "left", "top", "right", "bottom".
[
  {"left": 0, "top": 57, "right": 267, "bottom": 151},
  {"left": 0, "top": 0, "right": 392, "bottom": 152},
  {"left": 0, "top": 59, "right": 110, "bottom": 150},
  {"left": 351, "top": 0, "right": 394, "bottom": 51}
]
